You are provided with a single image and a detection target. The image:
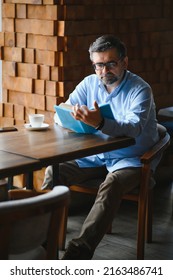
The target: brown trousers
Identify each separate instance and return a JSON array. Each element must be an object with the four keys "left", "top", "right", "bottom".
[{"left": 42, "top": 161, "right": 141, "bottom": 250}]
